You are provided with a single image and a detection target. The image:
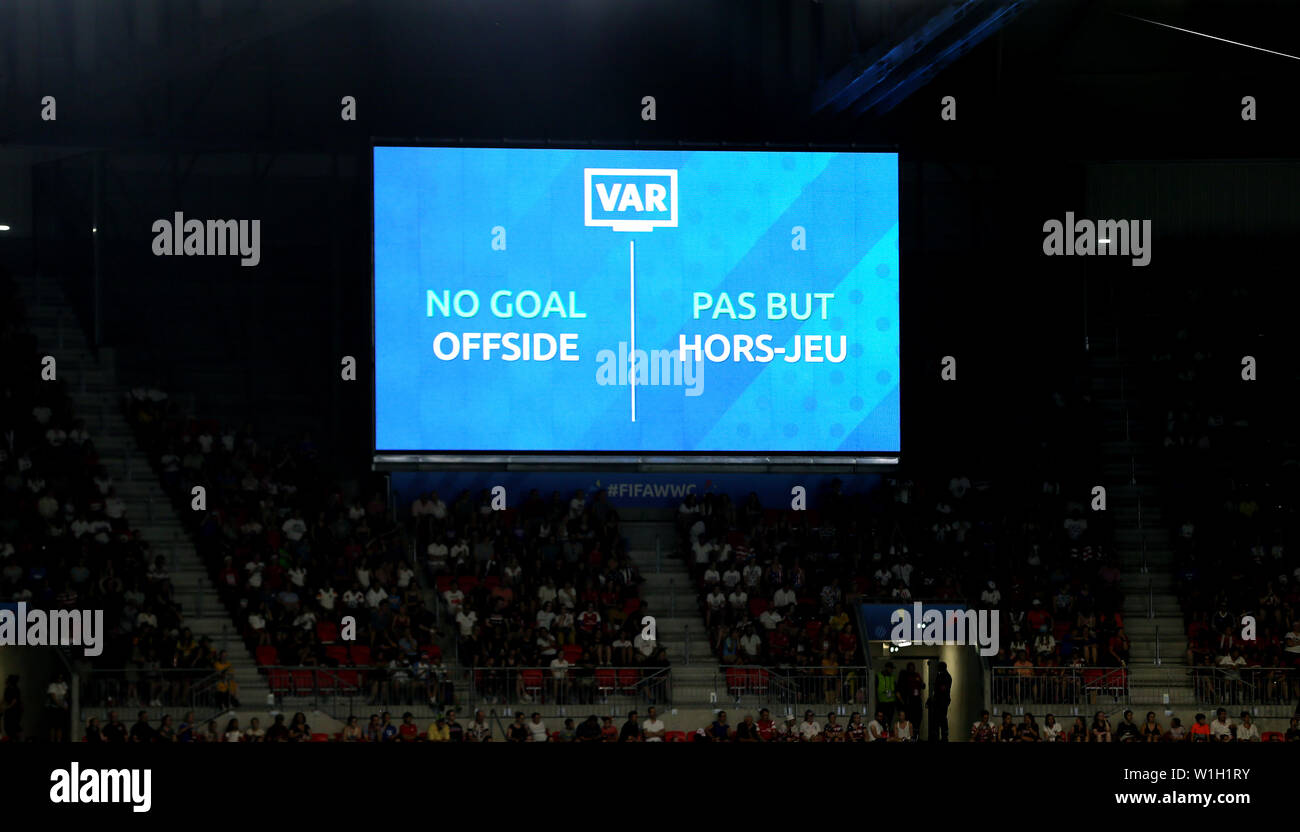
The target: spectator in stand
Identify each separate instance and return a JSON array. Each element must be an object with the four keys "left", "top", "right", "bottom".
[
  {"left": 642, "top": 706, "right": 665, "bottom": 742},
  {"left": 970, "top": 711, "right": 995, "bottom": 743},
  {"left": 399, "top": 712, "right": 420, "bottom": 742},
  {"left": 708, "top": 711, "right": 731, "bottom": 742},
  {"left": 1189, "top": 714, "right": 1212, "bottom": 742},
  {"left": 466, "top": 710, "right": 492, "bottom": 743},
  {"left": 1114, "top": 710, "right": 1141, "bottom": 742},
  {"left": 618, "top": 711, "right": 643, "bottom": 742},
  {"left": 1209, "top": 708, "right": 1233, "bottom": 742},
  {"left": 1140, "top": 712, "right": 1163, "bottom": 742},
  {"left": 129, "top": 711, "right": 155, "bottom": 743},
  {"left": 224, "top": 718, "right": 243, "bottom": 743},
  {"left": 868, "top": 710, "right": 889, "bottom": 742},
  {"left": 1236, "top": 712, "right": 1260, "bottom": 742},
  {"left": 1089, "top": 711, "right": 1112, "bottom": 743}
]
